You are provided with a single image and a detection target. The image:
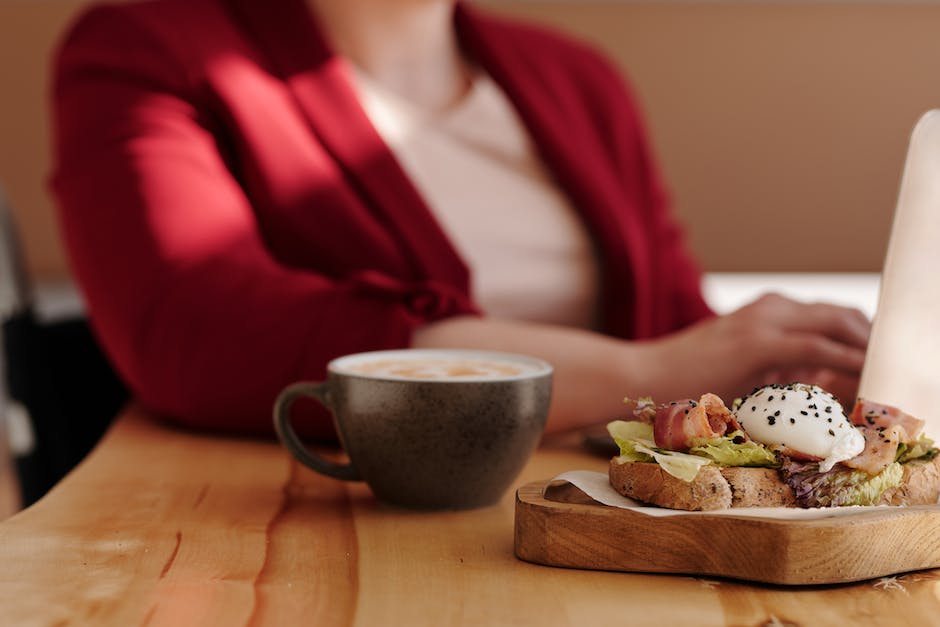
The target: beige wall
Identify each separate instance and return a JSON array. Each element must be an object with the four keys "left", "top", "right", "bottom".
[
  {"left": 2, "top": 1, "right": 939, "bottom": 280},
  {"left": 0, "top": 1, "right": 80, "bottom": 280},
  {"left": 482, "top": 2, "right": 940, "bottom": 272}
]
